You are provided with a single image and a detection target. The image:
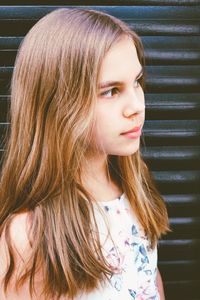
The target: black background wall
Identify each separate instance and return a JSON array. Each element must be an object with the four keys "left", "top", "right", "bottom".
[{"left": 0, "top": 1, "right": 200, "bottom": 300}]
